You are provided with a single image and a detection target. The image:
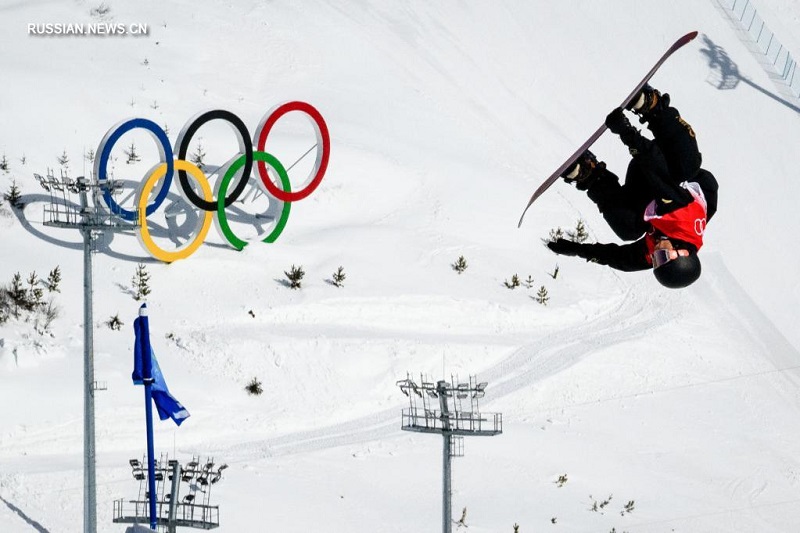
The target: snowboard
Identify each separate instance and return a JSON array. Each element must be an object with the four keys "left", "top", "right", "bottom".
[{"left": 517, "top": 30, "right": 699, "bottom": 228}]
